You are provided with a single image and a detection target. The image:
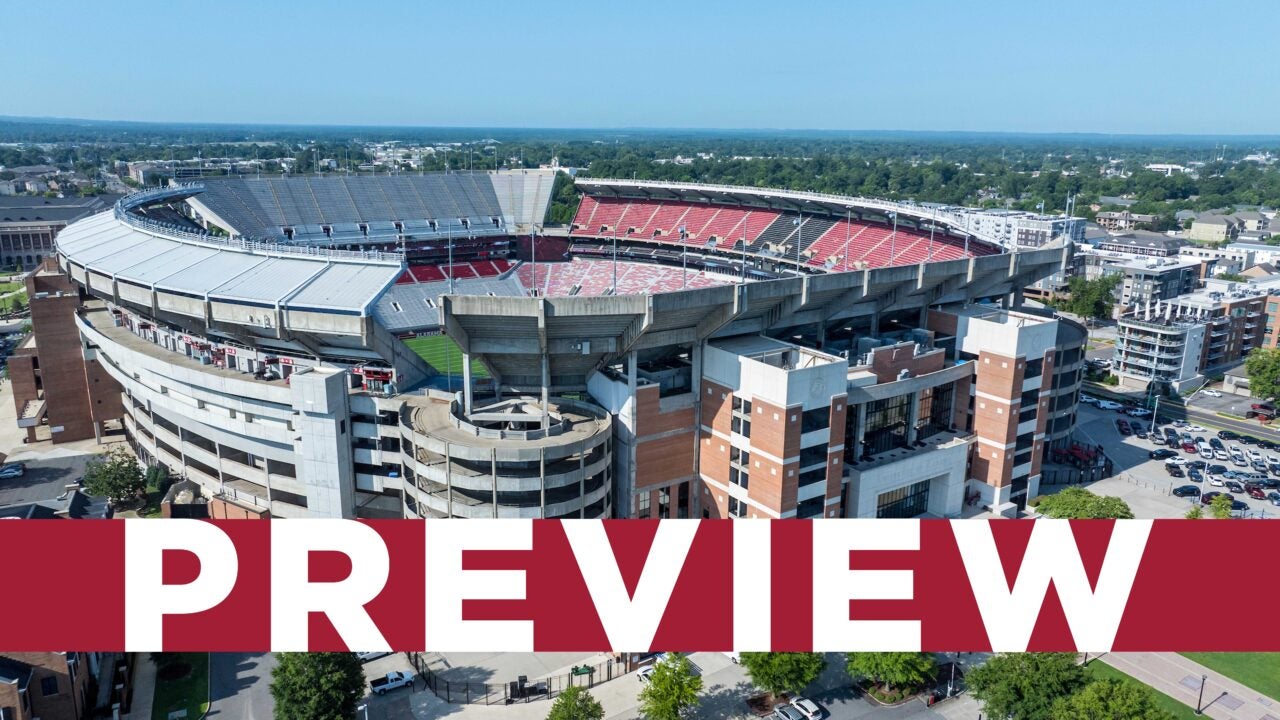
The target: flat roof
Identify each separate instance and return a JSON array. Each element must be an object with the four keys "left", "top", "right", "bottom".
[{"left": 56, "top": 211, "right": 400, "bottom": 314}]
